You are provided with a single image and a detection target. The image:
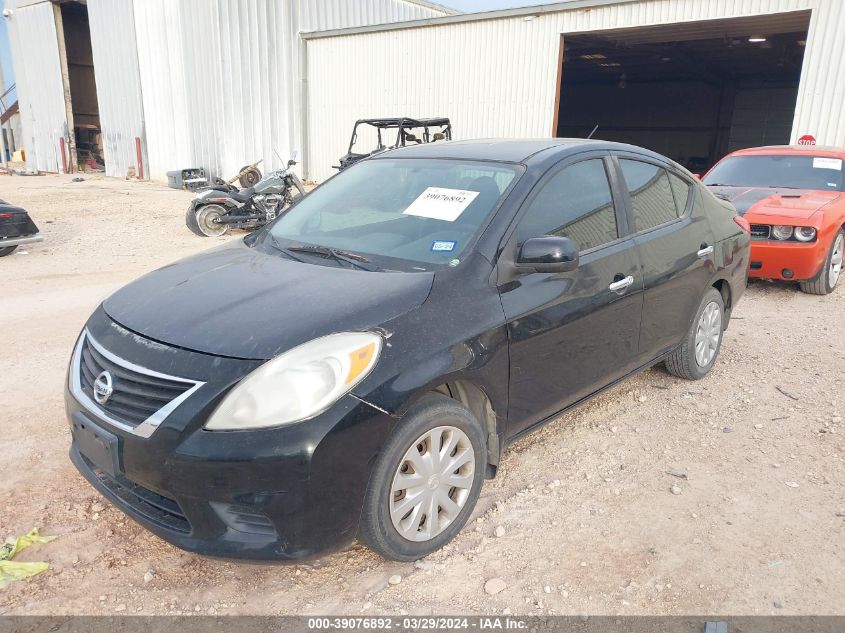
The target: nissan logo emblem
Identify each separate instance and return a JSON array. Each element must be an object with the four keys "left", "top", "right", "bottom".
[{"left": 93, "top": 371, "right": 114, "bottom": 405}]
